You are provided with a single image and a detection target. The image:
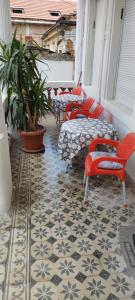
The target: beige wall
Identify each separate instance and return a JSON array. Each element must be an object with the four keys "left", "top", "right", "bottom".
[
  {"left": 43, "top": 26, "right": 76, "bottom": 55},
  {"left": 12, "top": 22, "right": 50, "bottom": 46}
]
